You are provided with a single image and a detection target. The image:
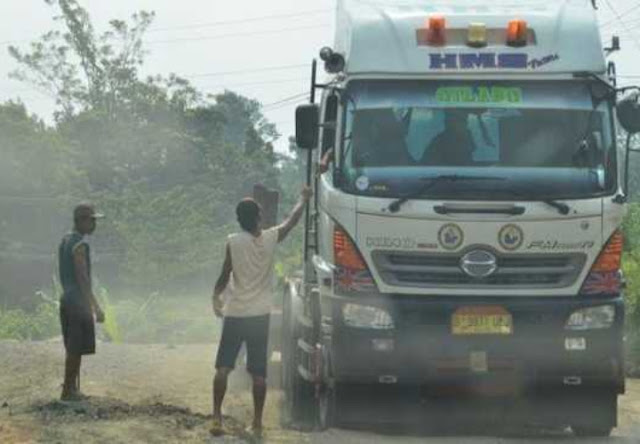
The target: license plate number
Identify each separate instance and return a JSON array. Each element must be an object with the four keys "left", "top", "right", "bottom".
[{"left": 452, "top": 306, "right": 513, "bottom": 335}]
